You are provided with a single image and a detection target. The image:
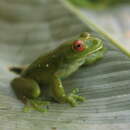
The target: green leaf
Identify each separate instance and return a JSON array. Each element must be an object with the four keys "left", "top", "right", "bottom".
[{"left": 0, "top": 0, "right": 130, "bottom": 129}]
